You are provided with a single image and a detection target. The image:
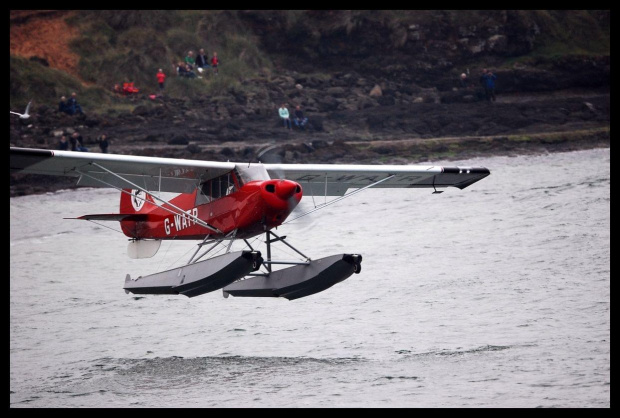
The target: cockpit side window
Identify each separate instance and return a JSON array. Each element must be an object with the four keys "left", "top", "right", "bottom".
[{"left": 195, "top": 171, "right": 238, "bottom": 206}]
